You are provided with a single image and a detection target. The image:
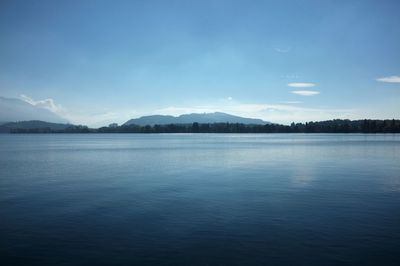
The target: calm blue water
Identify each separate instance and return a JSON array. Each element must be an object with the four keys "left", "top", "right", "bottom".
[{"left": 0, "top": 134, "right": 399, "bottom": 265}]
